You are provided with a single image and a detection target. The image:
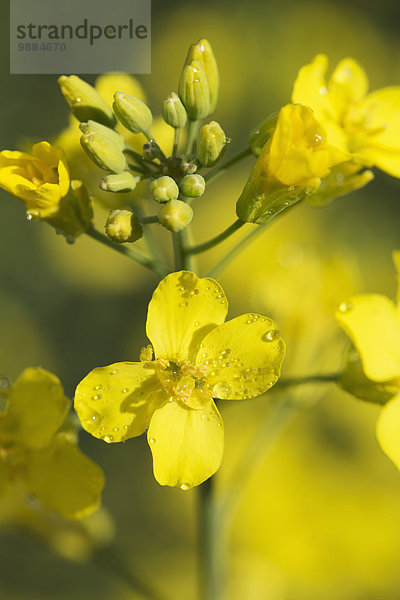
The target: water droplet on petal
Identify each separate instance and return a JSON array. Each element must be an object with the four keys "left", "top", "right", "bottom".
[
  {"left": 262, "top": 329, "right": 280, "bottom": 342},
  {"left": 149, "top": 437, "right": 156, "bottom": 445},
  {"left": 338, "top": 301, "right": 353, "bottom": 313},
  {"left": 91, "top": 394, "right": 102, "bottom": 400},
  {"left": 180, "top": 483, "right": 190, "bottom": 490}
]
